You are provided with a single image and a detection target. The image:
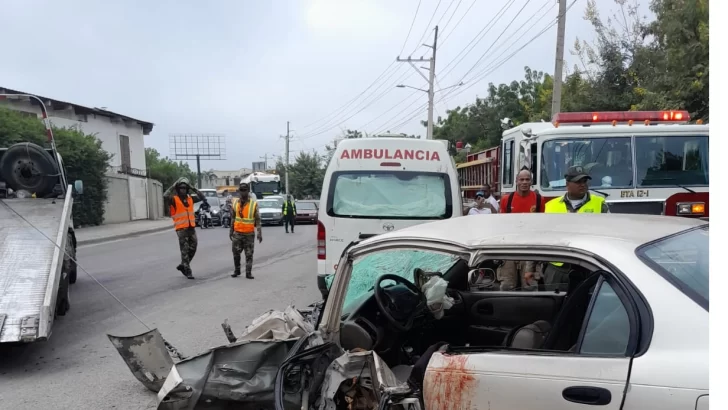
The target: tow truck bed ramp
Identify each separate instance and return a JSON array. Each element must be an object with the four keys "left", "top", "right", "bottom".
[{"left": 0, "top": 195, "right": 71, "bottom": 343}]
